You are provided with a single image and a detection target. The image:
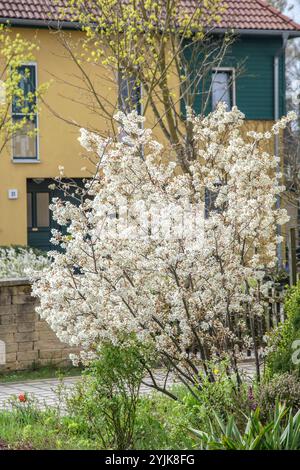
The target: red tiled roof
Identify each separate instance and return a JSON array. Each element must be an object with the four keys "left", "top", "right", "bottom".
[
  {"left": 0, "top": 0, "right": 299, "bottom": 32},
  {"left": 0, "top": 0, "right": 60, "bottom": 21},
  {"left": 217, "top": 0, "right": 300, "bottom": 31}
]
